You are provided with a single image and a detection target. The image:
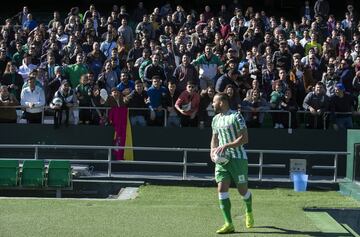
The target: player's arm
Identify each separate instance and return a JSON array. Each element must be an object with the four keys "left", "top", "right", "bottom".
[
  {"left": 215, "top": 128, "right": 248, "bottom": 154},
  {"left": 210, "top": 132, "right": 219, "bottom": 162}
]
